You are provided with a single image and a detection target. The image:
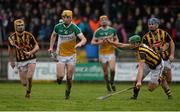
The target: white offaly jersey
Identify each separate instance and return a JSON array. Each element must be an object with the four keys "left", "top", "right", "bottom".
[{"left": 54, "top": 22, "right": 83, "bottom": 56}]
